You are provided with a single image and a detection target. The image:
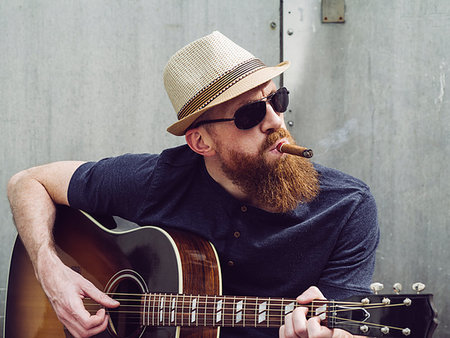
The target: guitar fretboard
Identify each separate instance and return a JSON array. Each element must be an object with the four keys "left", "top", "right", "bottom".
[{"left": 137, "top": 293, "right": 322, "bottom": 328}]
